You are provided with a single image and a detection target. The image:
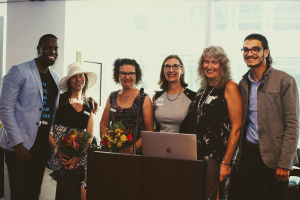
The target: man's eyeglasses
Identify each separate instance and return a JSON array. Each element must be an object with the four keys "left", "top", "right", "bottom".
[
  {"left": 119, "top": 72, "right": 136, "bottom": 78},
  {"left": 241, "top": 47, "right": 264, "bottom": 55},
  {"left": 164, "top": 64, "right": 182, "bottom": 71}
]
